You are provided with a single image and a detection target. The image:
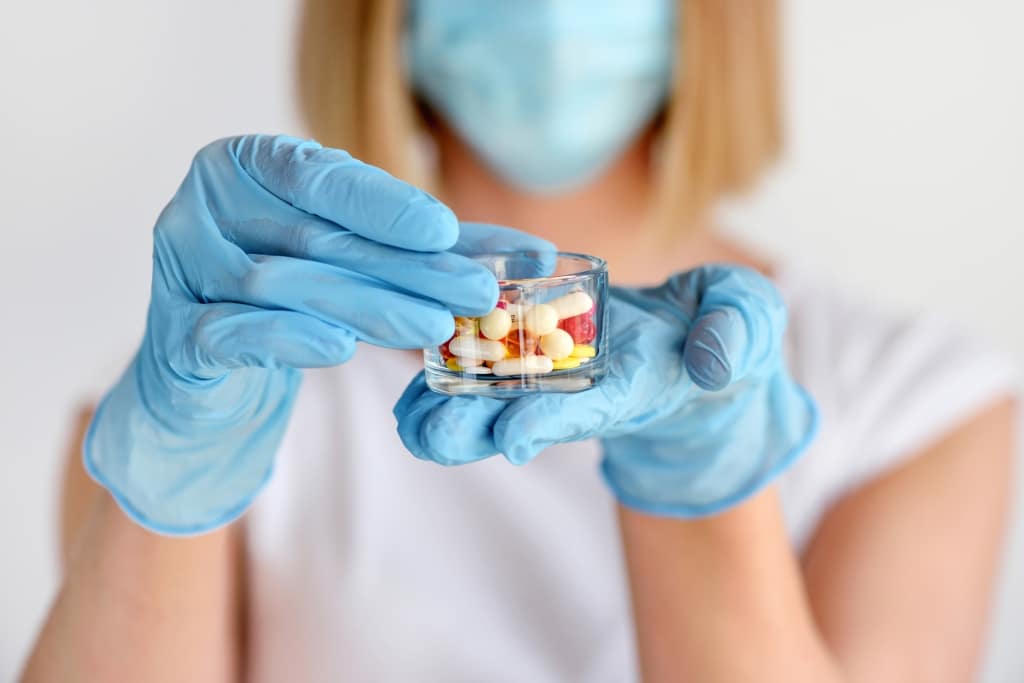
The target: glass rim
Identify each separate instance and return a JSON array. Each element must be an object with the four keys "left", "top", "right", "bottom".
[{"left": 473, "top": 250, "right": 607, "bottom": 285}]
